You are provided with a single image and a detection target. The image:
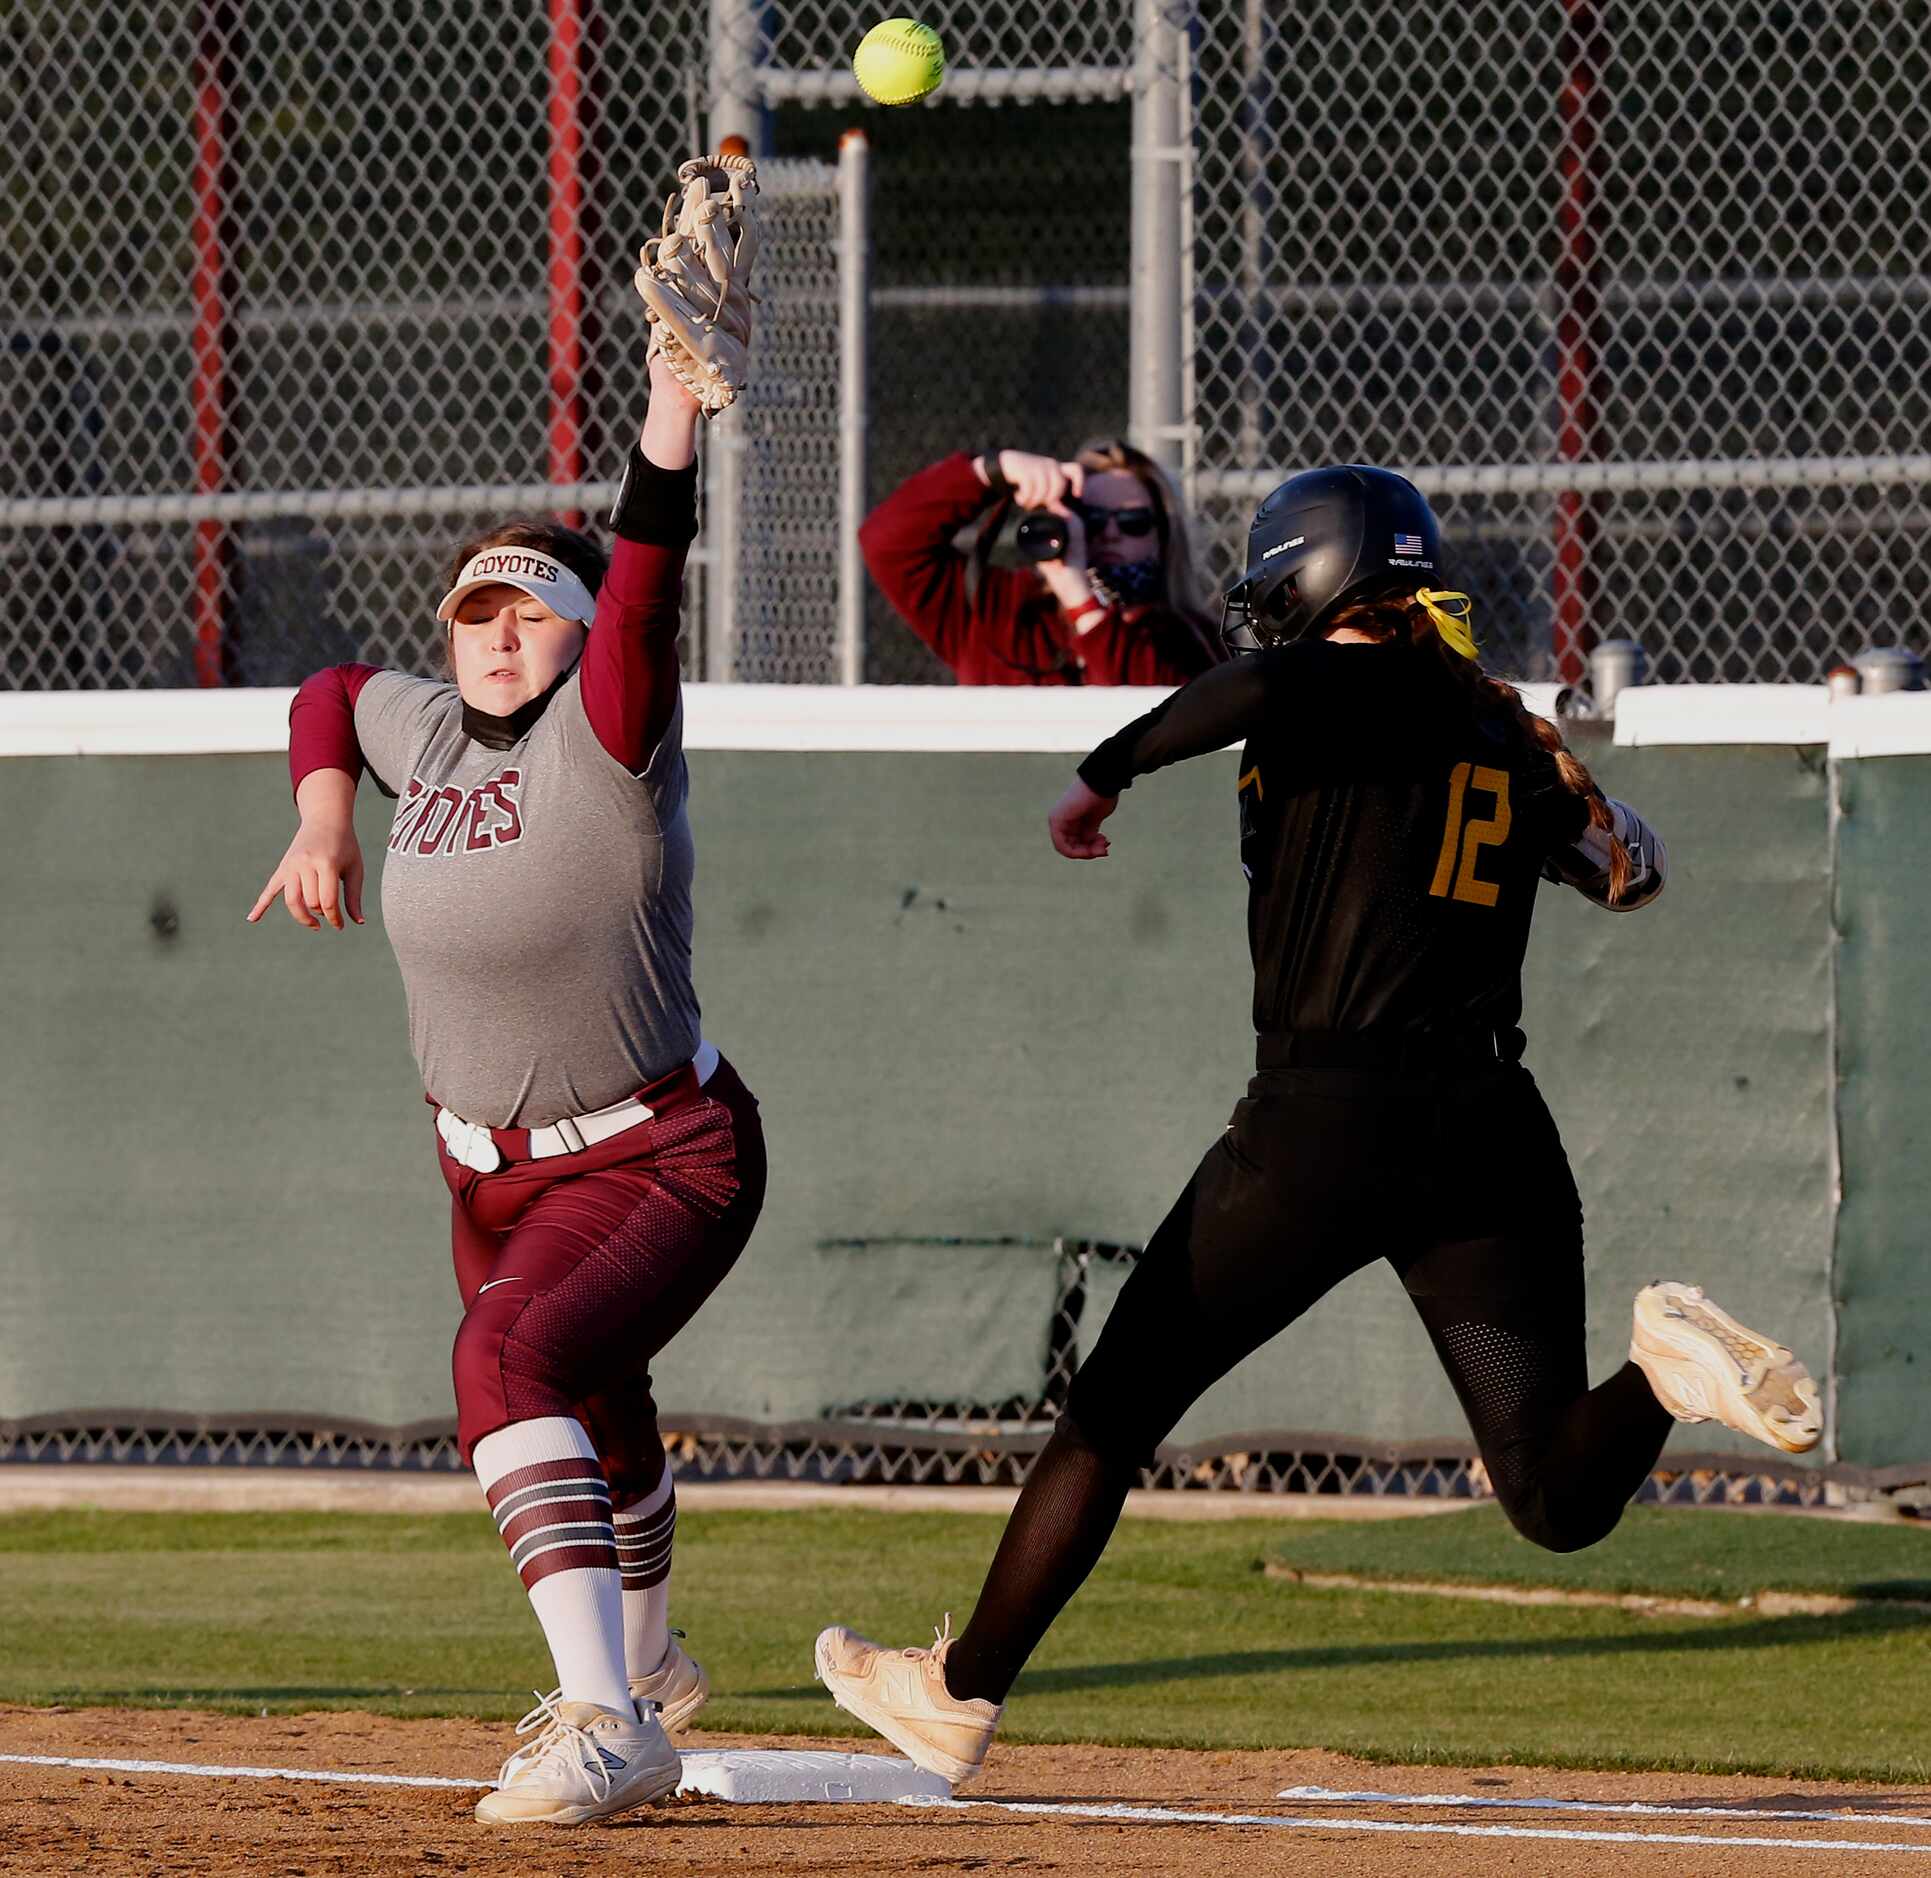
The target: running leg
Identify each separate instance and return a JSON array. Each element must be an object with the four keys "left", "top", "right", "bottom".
[
  {"left": 943, "top": 1085, "right": 1396, "bottom": 1705},
  {"left": 1404, "top": 1243, "right": 1671, "bottom": 1553}
]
